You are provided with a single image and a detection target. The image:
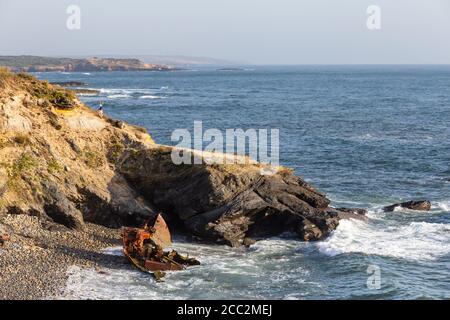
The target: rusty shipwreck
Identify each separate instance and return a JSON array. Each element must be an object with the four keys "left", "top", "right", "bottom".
[{"left": 122, "top": 214, "right": 200, "bottom": 279}]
